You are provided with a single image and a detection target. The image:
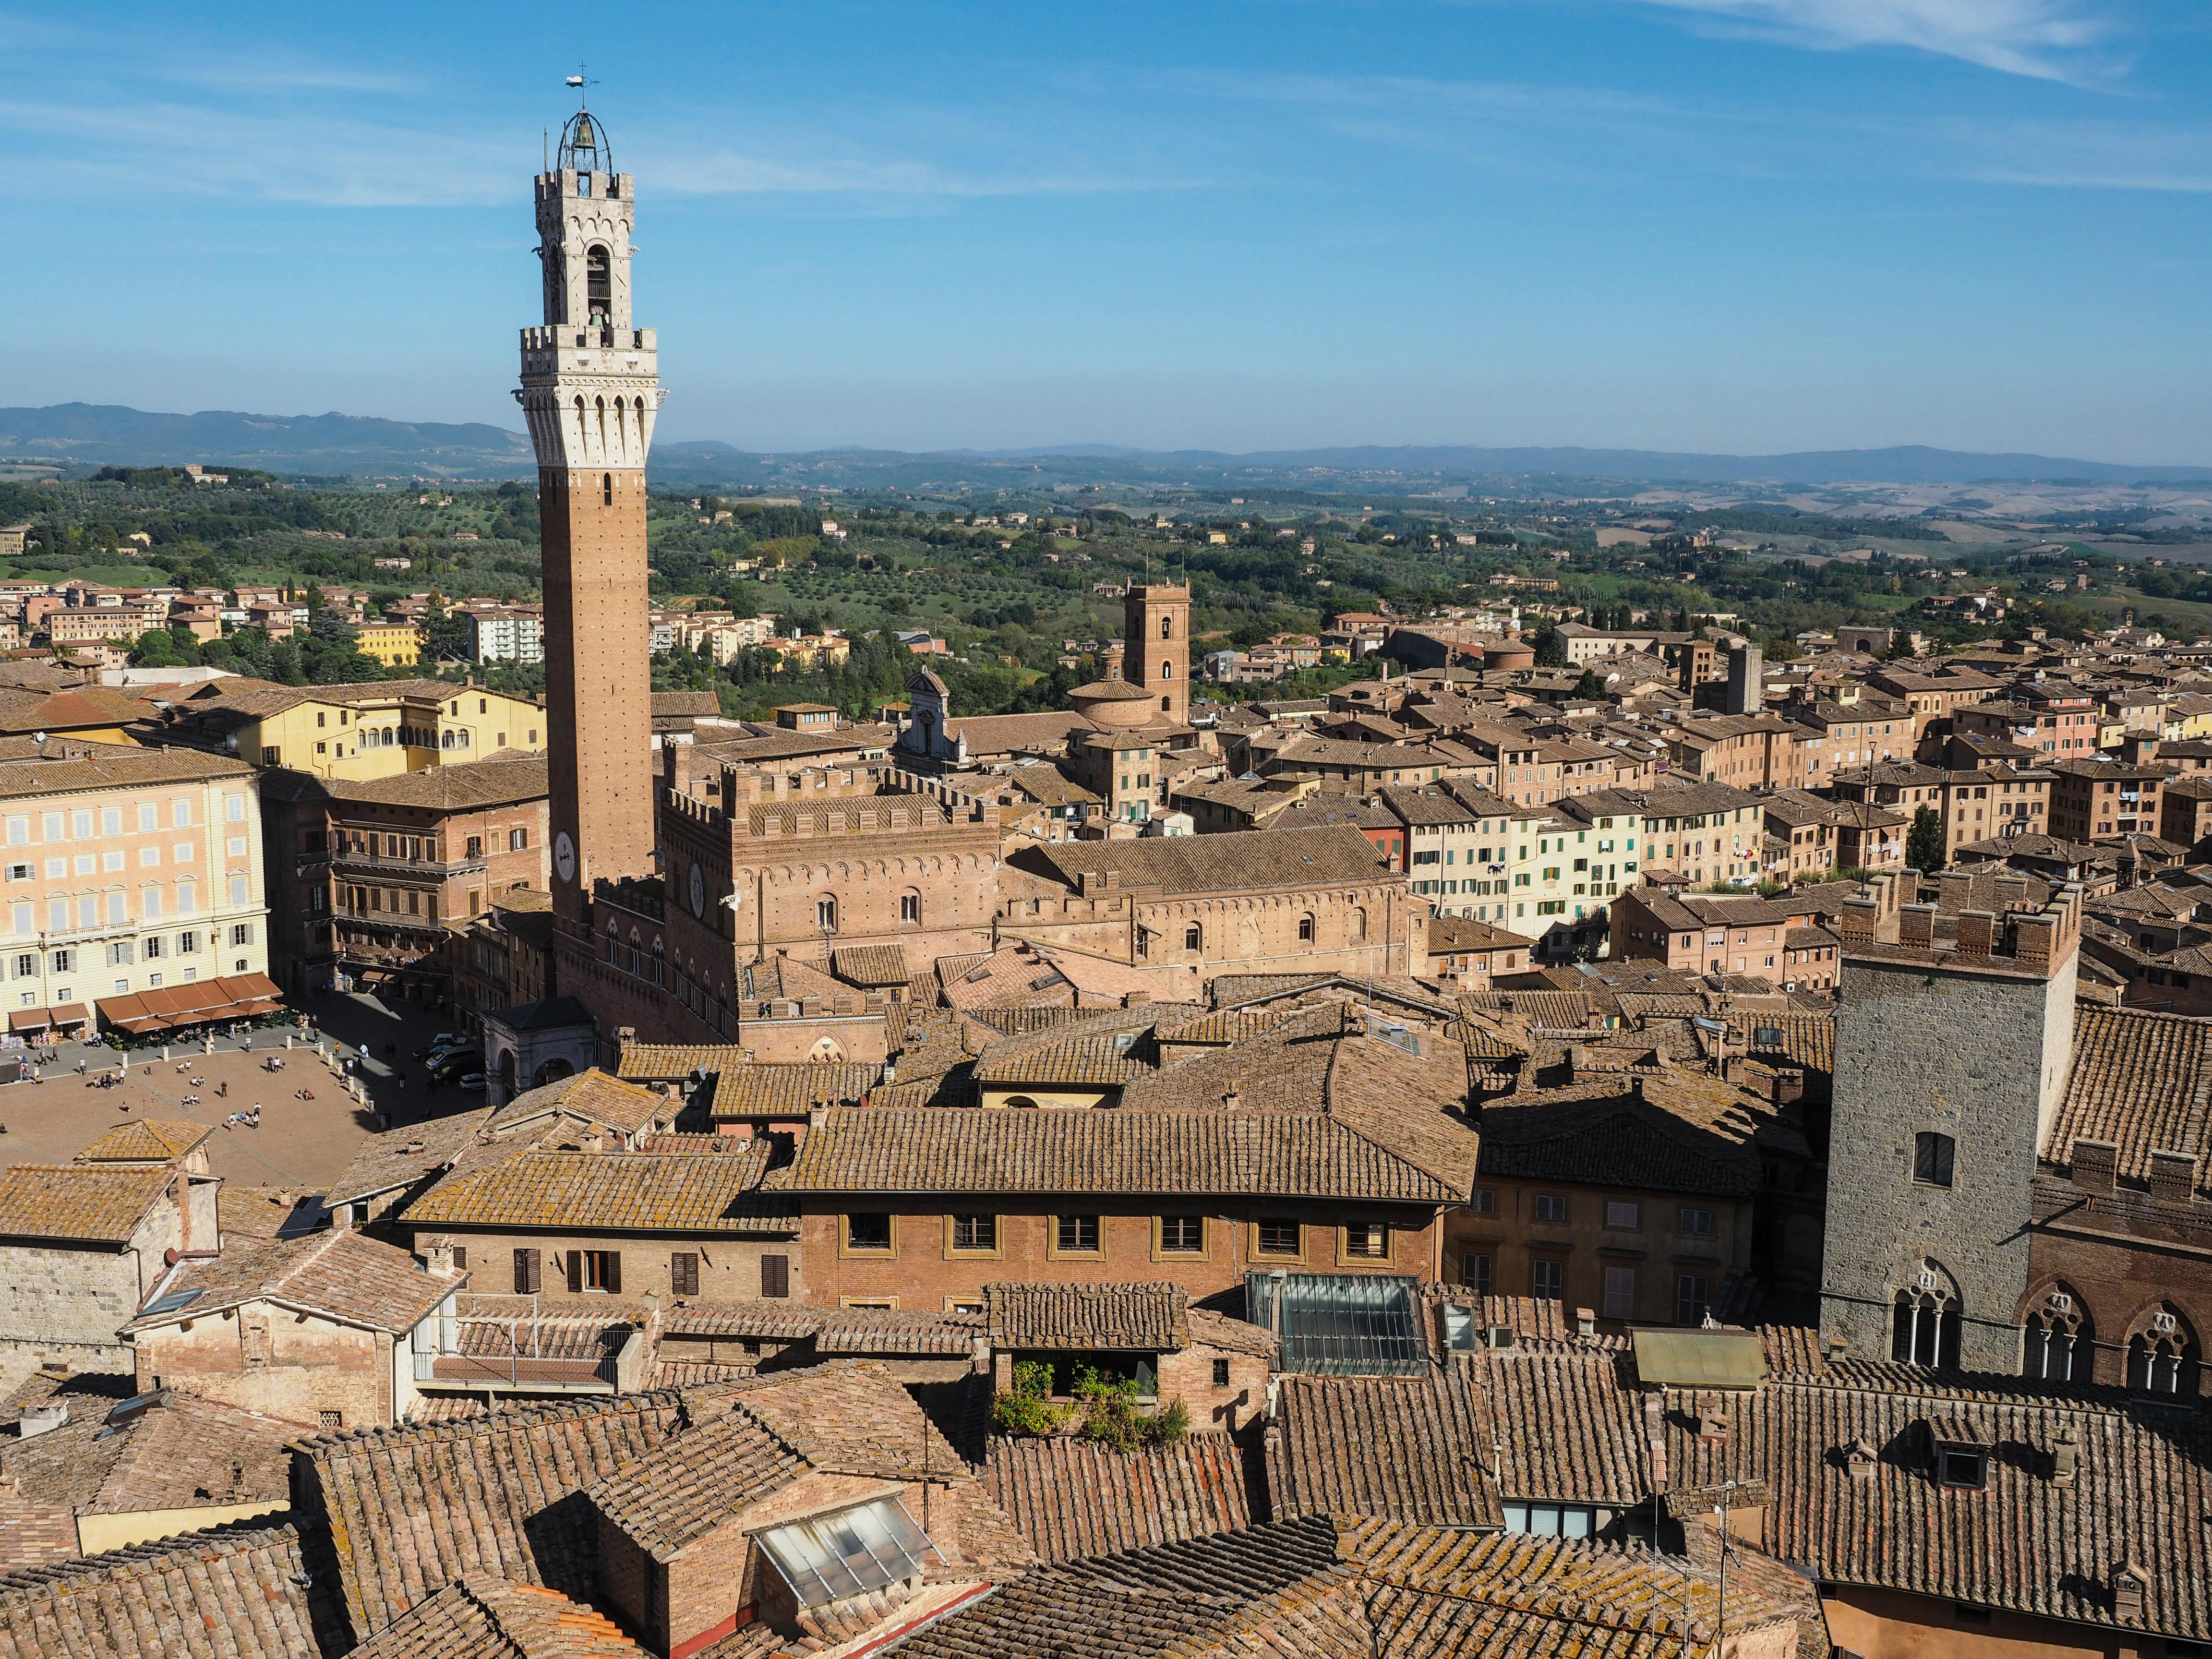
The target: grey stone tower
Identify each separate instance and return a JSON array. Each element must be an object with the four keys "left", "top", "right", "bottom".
[
  {"left": 514, "top": 99, "right": 664, "bottom": 945},
  {"left": 1820, "top": 878, "right": 2082, "bottom": 1372}
]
